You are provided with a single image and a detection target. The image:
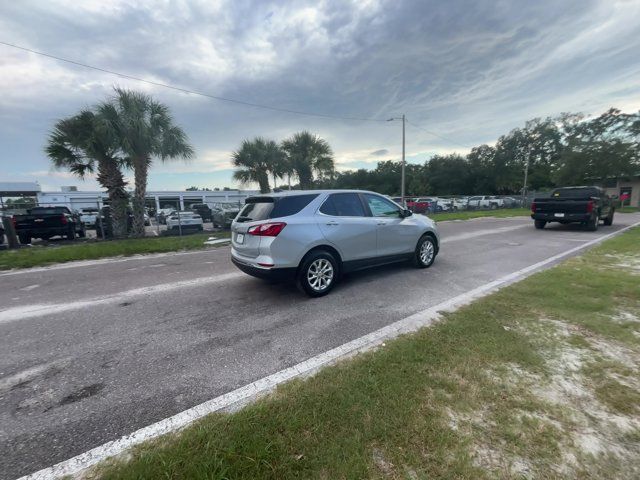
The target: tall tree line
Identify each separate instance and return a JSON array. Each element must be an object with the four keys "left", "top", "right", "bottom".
[{"left": 324, "top": 108, "right": 640, "bottom": 196}]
